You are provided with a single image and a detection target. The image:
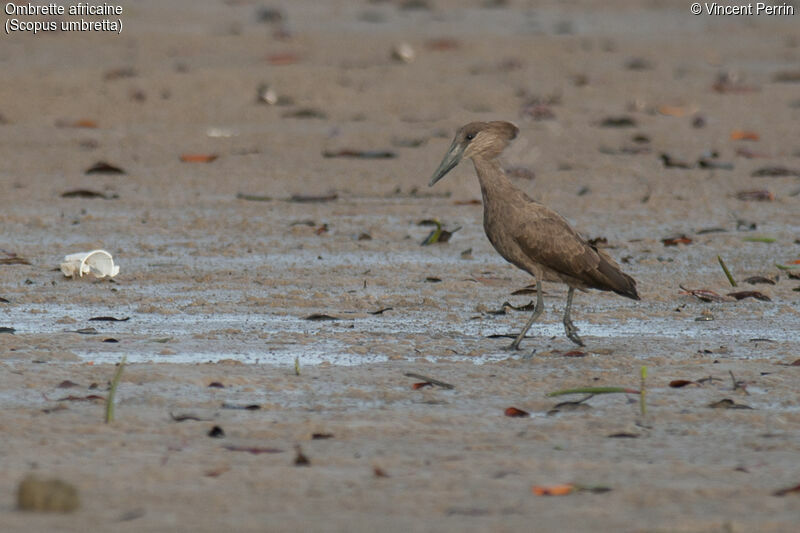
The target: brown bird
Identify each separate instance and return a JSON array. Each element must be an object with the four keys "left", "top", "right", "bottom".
[{"left": 429, "top": 121, "right": 639, "bottom": 348}]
